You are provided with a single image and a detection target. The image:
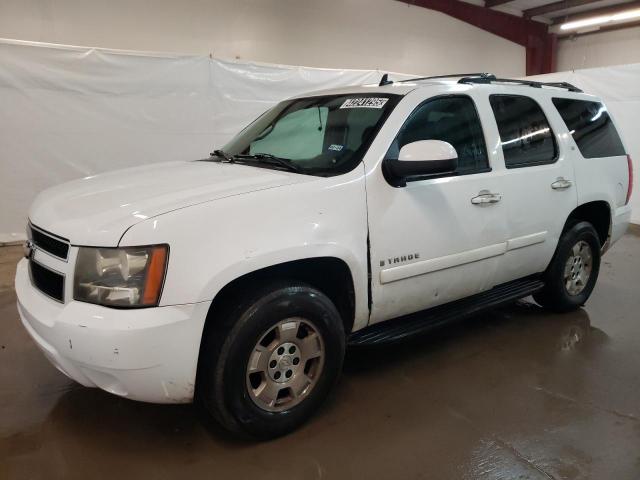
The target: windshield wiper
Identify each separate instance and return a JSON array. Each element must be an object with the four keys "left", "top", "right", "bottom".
[
  {"left": 234, "top": 153, "right": 302, "bottom": 173},
  {"left": 210, "top": 149, "right": 235, "bottom": 163}
]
